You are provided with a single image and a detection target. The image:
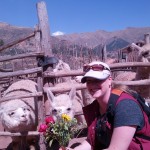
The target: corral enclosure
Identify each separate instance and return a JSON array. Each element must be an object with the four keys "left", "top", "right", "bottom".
[{"left": 0, "top": 1, "right": 150, "bottom": 150}]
